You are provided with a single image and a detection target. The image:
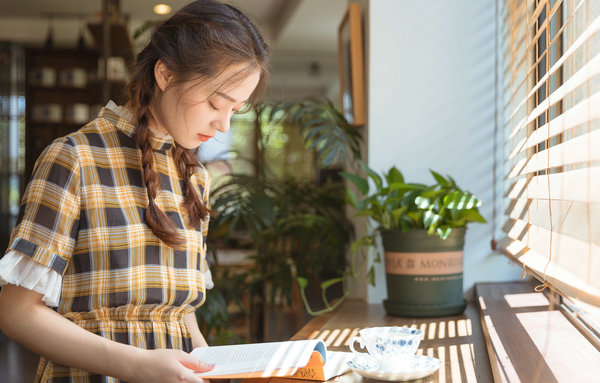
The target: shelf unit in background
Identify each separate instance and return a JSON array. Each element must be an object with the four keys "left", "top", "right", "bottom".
[{"left": 23, "top": 47, "right": 127, "bottom": 184}]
